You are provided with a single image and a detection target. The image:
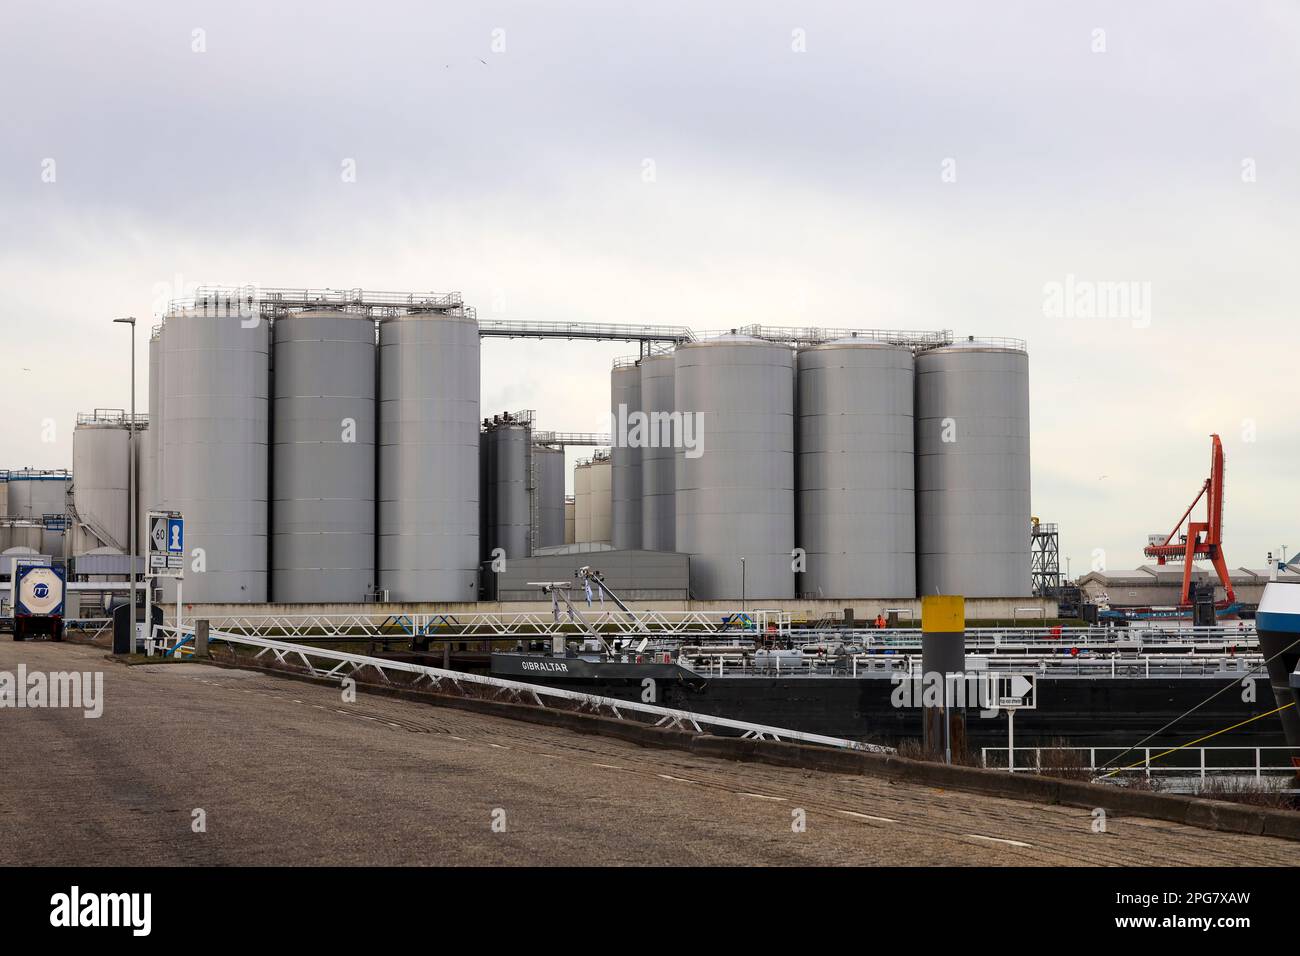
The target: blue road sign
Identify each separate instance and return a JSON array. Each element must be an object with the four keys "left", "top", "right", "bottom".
[{"left": 167, "top": 517, "right": 184, "bottom": 554}]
